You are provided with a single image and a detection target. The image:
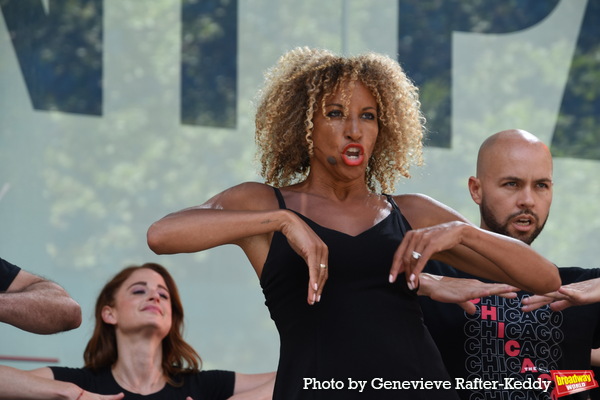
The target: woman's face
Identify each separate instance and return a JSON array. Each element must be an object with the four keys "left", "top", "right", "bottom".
[
  {"left": 103, "top": 268, "right": 172, "bottom": 338},
  {"left": 311, "top": 80, "right": 379, "bottom": 174}
]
